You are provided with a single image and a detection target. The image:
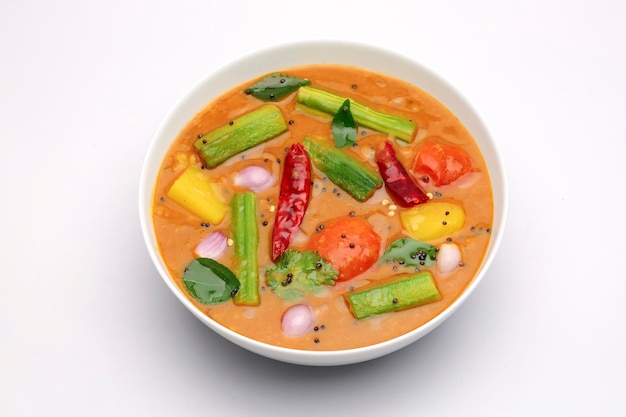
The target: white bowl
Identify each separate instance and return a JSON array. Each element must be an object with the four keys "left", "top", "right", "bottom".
[{"left": 139, "top": 40, "right": 508, "bottom": 366}]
